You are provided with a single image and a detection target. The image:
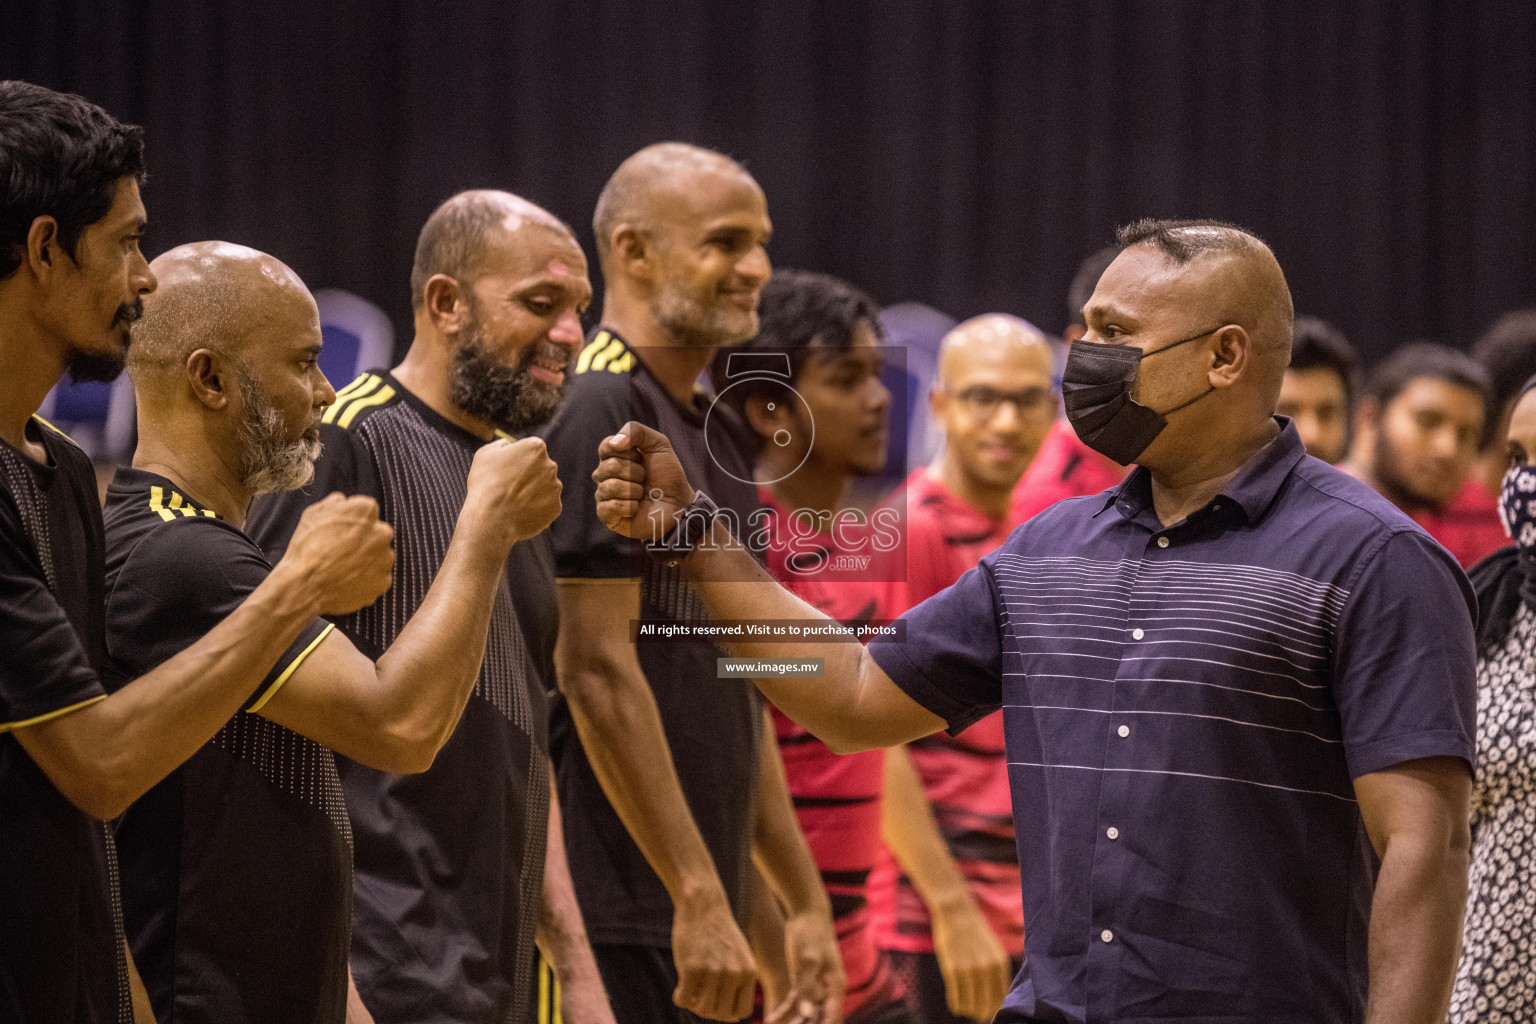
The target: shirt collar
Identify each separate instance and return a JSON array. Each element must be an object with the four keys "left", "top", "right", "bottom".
[{"left": 1096, "top": 417, "right": 1307, "bottom": 525}]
